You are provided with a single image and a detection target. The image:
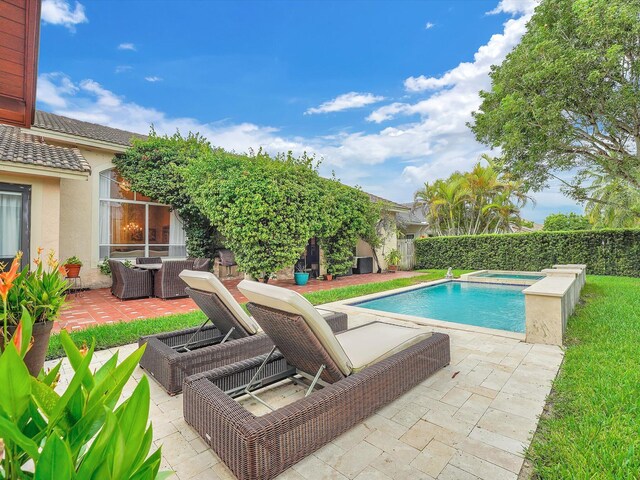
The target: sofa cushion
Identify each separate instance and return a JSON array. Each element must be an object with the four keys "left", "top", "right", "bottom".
[
  {"left": 336, "top": 323, "right": 433, "bottom": 372},
  {"left": 238, "top": 280, "right": 352, "bottom": 375},
  {"left": 180, "top": 271, "right": 260, "bottom": 334}
]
